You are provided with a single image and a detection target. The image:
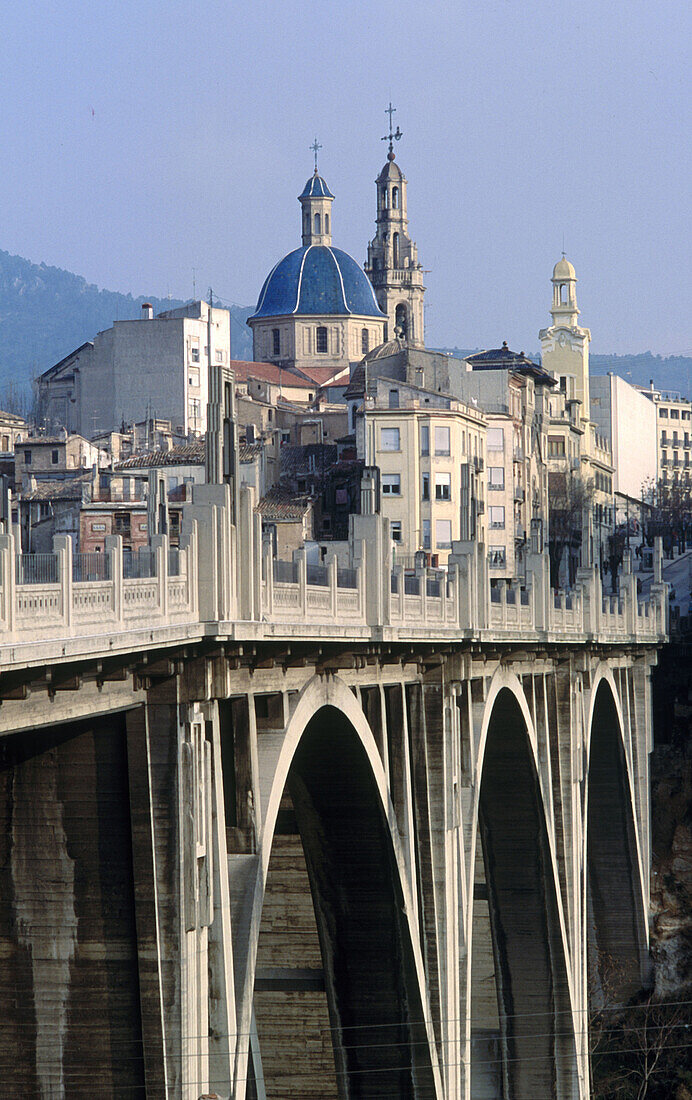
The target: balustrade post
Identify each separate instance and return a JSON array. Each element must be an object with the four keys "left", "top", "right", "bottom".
[
  {"left": 0, "top": 531, "right": 15, "bottom": 635},
  {"left": 418, "top": 566, "right": 427, "bottom": 624},
  {"left": 53, "top": 534, "right": 73, "bottom": 631},
  {"left": 650, "top": 536, "right": 668, "bottom": 636},
  {"left": 526, "top": 550, "right": 548, "bottom": 632},
  {"left": 151, "top": 533, "right": 168, "bottom": 619},
  {"left": 179, "top": 518, "right": 198, "bottom": 619},
  {"left": 105, "top": 534, "right": 124, "bottom": 627},
  {"left": 262, "top": 538, "right": 274, "bottom": 619},
  {"left": 296, "top": 548, "right": 307, "bottom": 618},
  {"left": 328, "top": 557, "right": 337, "bottom": 619}
]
